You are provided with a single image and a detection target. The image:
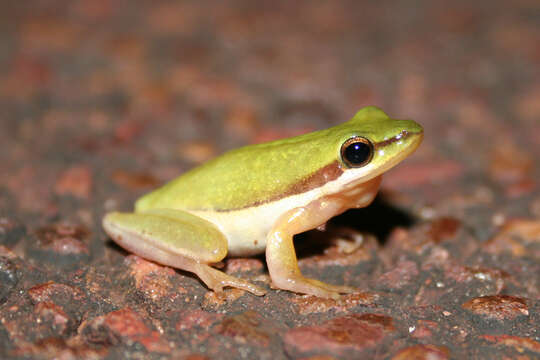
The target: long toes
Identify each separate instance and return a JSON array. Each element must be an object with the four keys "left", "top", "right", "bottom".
[
  {"left": 303, "top": 279, "right": 358, "bottom": 299},
  {"left": 326, "top": 284, "right": 357, "bottom": 294},
  {"left": 231, "top": 280, "right": 266, "bottom": 296},
  {"left": 198, "top": 265, "right": 266, "bottom": 296},
  {"left": 218, "top": 272, "right": 266, "bottom": 296}
]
